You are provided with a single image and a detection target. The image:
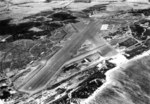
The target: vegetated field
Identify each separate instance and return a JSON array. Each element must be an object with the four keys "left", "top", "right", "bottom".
[
  {"left": 0, "top": 10, "right": 79, "bottom": 75},
  {"left": 0, "top": 39, "right": 35, "bottom": 72},
  {"left": 119, "top": 38, "right": 138, "bottom": 48}
]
